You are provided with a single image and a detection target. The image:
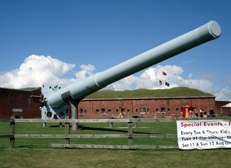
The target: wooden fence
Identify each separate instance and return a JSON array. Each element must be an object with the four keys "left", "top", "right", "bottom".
[{"left": 0, "top": 117, "right": 224, "bottom": 149}]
